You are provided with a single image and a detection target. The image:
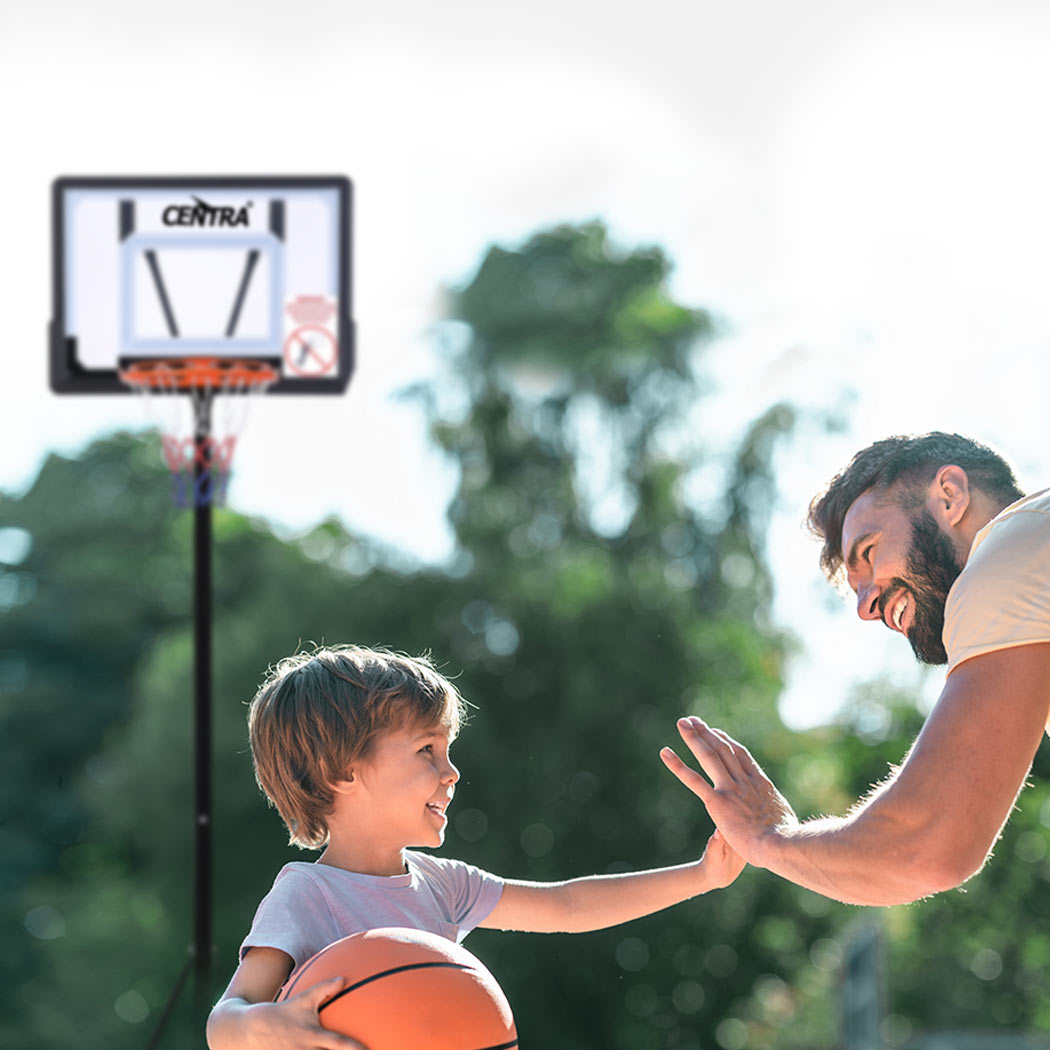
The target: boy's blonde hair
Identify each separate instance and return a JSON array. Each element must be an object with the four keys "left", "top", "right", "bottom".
[{"left": 248, "top": 645, "right": 467, "bottom": 849}]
